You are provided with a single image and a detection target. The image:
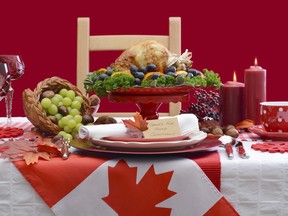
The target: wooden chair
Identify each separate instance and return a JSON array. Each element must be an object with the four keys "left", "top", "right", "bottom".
[{"left": 77, "top": 17, "right": 182, "bottom": 117}]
